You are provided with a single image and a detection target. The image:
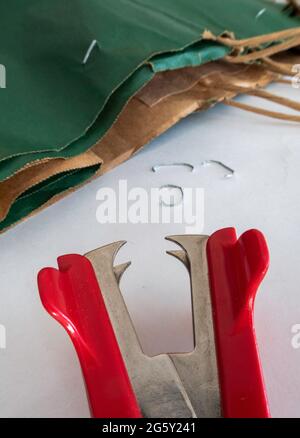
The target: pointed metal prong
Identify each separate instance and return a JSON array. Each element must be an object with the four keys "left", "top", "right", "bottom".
[
  {"left": 166, "top": 250, "right": 190, "bottom": 271},
  {"left": 166, "top": 235, "right": 209, "bottom": 262},
  {"left": 166, "top": 235, "right": 193, "bottom": 256},
  {"left": 86, "top": 241, "right": 196, "bottom": 417},
  {"left": 165, "top": 235, "right": 188, "bottom": 247},
  {"left": 114, "top": 262, "right": 132, "bottom": 284},
  {"left": 166, "top": 234, "right": 221, "bottom": 418}
]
